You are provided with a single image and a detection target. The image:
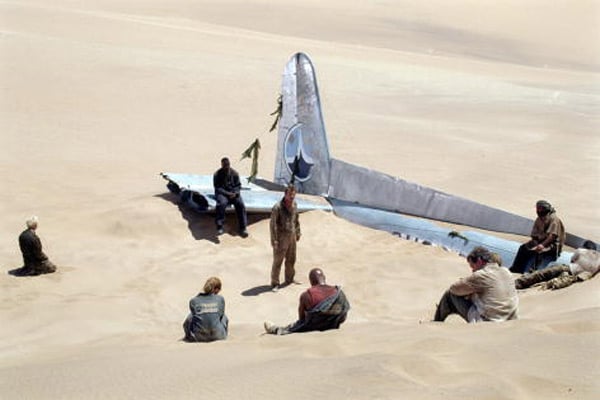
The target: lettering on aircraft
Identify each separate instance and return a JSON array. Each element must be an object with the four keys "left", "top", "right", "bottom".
[{"left": 284, "top": 123, "right": 315, "bottom": 182}]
